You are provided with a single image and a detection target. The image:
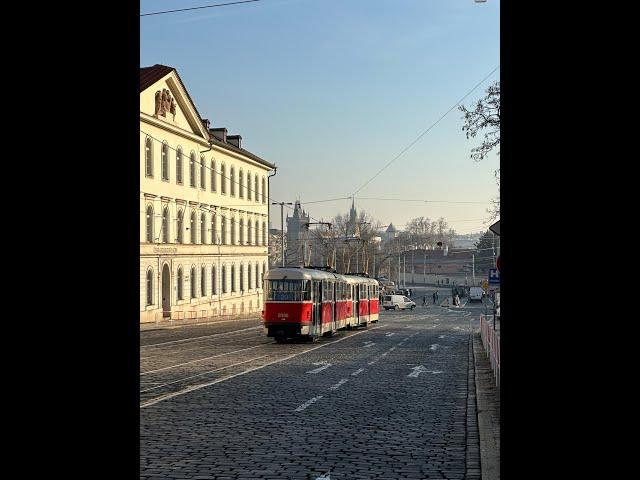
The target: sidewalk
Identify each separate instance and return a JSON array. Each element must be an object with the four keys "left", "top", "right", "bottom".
[
  {"left": 140, "top": 313, "right": 262, "bottom": 332},
  {"left": 473, "top": 332, "right": 500, "bottom": 480}
]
